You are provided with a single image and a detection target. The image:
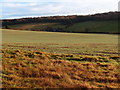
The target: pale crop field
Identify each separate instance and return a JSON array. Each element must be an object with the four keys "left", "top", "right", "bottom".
[{"left": 2, "top": 29, "right": 119, "bottom": 55}]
